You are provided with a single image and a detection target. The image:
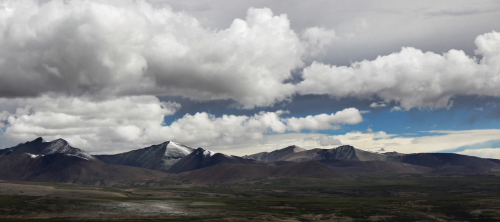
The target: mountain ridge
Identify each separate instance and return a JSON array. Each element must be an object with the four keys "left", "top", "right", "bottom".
[
  {"left": 244, "top": 145, "right": 398, "bottom": 163},
  {"left": 95, "top": 141, "right": 194, "bottom": 172},
  {"left": 167, "top": 147, "right": 259, "bottom": 174},
  {"left": 0, "top": 137, "right": 95, "bottom": 161}
]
